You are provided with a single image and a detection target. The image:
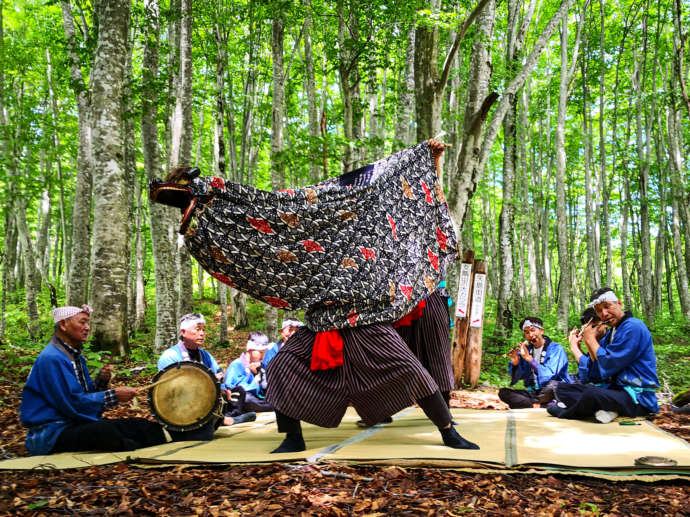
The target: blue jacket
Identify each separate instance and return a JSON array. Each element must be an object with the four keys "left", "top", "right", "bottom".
[
  {"left": 597, "top": 314, "right": 659, "bottom": 412},
  {"left": 262, "top": 340, "right": 283, "bottom": 368},
  {"left": 19, "top": 338, "right": 106, "bottom": 455},
  {"left": 576, "top": 354, "right": 606, "bottom": 385},
  {"left": 226, "top": 354, "right": 265, "bottom": 397},
  {"left": 157, "top": 342, "right": 225, "bottom": 389},
  {"left": 508, "top": 337, "right": 570, "bottom": 389}
]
